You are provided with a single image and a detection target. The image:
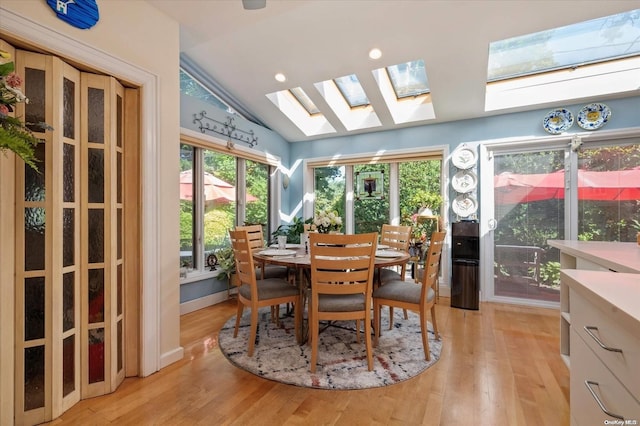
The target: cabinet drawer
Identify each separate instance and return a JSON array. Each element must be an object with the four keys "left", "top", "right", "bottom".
[
  {"left": 570, "top": 288, "right": 640, "bottom": 400},
  {"left": 570, "top": 329, "right": 640, "bottom": 424}
]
